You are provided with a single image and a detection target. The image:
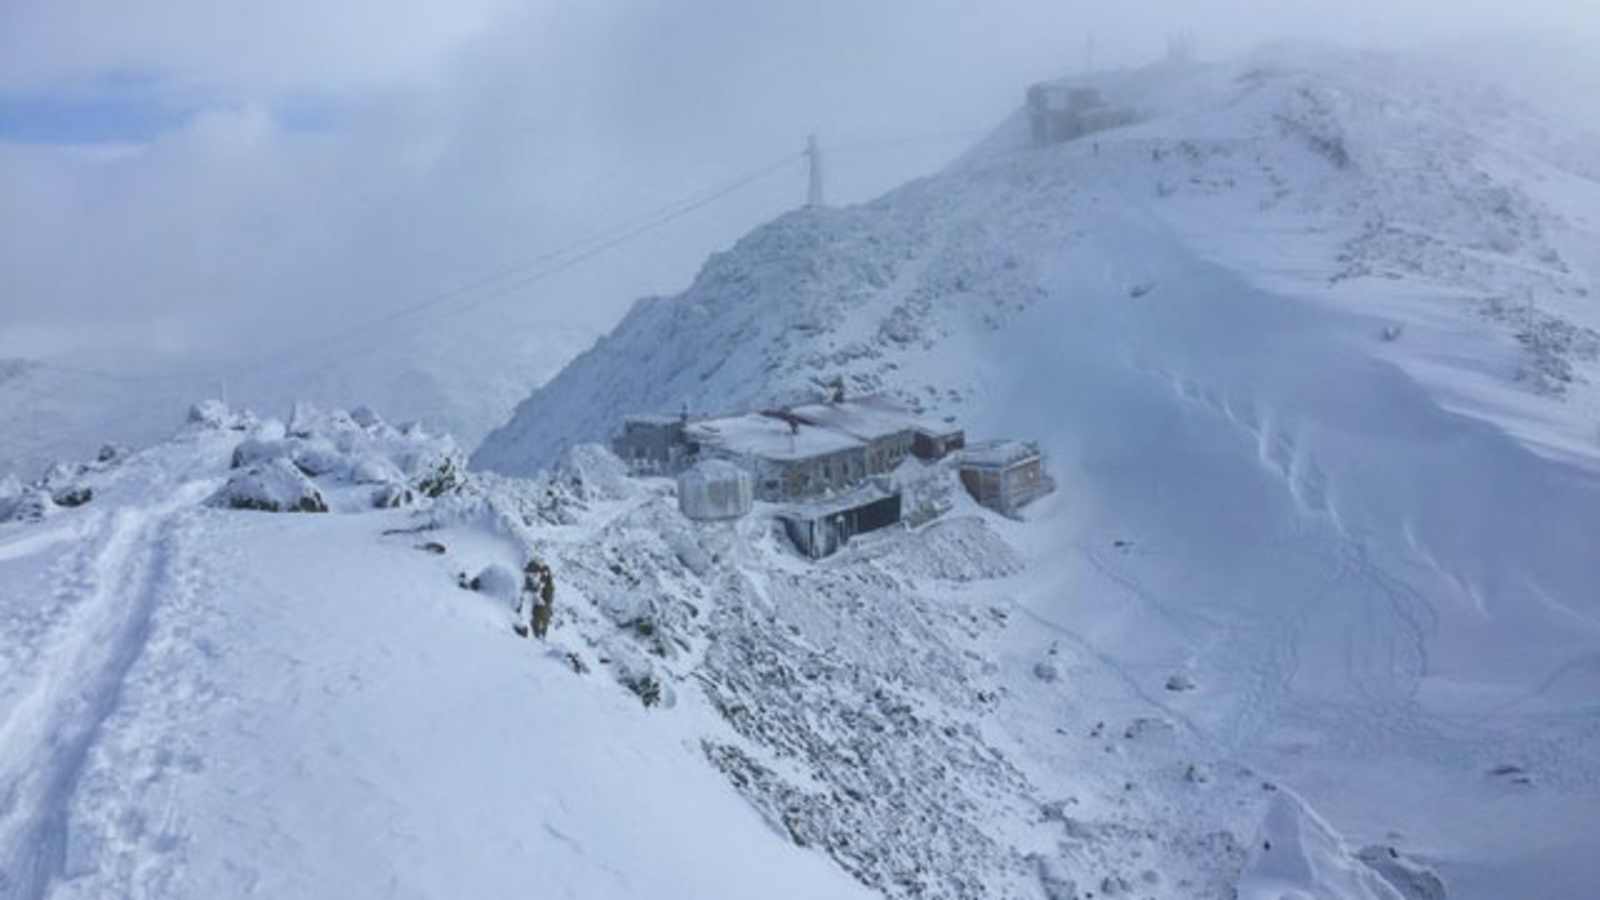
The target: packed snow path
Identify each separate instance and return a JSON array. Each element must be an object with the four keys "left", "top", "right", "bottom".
[
  {"left": 0, "top": 469, "right": 211, "bottom": 900},
  {"left": 0, "top": 435, "right": 869, "bottom": 900}
]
